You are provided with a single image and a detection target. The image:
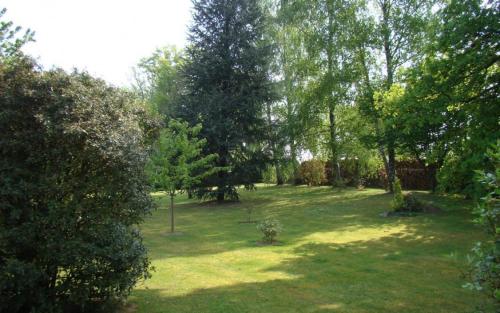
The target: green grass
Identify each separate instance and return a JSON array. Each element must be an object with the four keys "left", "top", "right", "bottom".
[{"left": 128, "top": 185, "right": 491, "bottom": 312}]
